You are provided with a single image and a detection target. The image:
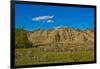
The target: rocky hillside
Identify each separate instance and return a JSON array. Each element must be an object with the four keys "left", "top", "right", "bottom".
[{"left": 27, "top": 28, "right": 94, "bottom": 46}]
